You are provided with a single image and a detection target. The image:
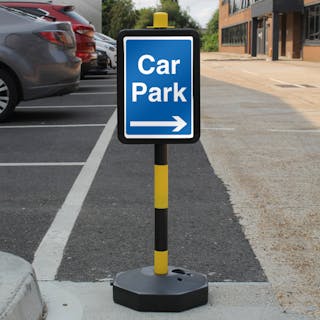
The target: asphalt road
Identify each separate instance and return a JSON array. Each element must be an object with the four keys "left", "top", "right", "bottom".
[{"left": 0, "top": 72, "right": 266, "bottom": 283}]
